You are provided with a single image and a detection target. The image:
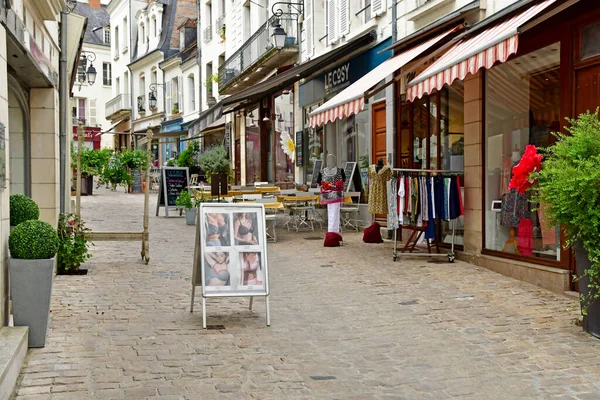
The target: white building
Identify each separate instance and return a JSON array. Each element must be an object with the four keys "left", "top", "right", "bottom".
[{"left": 72, "top": 0, "right": 113, "bottom": 149}]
